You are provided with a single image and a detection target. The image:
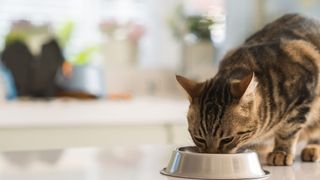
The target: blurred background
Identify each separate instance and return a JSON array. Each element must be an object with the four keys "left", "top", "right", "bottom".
[
  {"left": 0, "top": 0, "right": 224, "bottom": 99},
  {"left": 0, "top": 0, "right": 320, "bottom": 178},
  {"left": 0, "top": 0, "right": 320, "bottom": 100}
]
